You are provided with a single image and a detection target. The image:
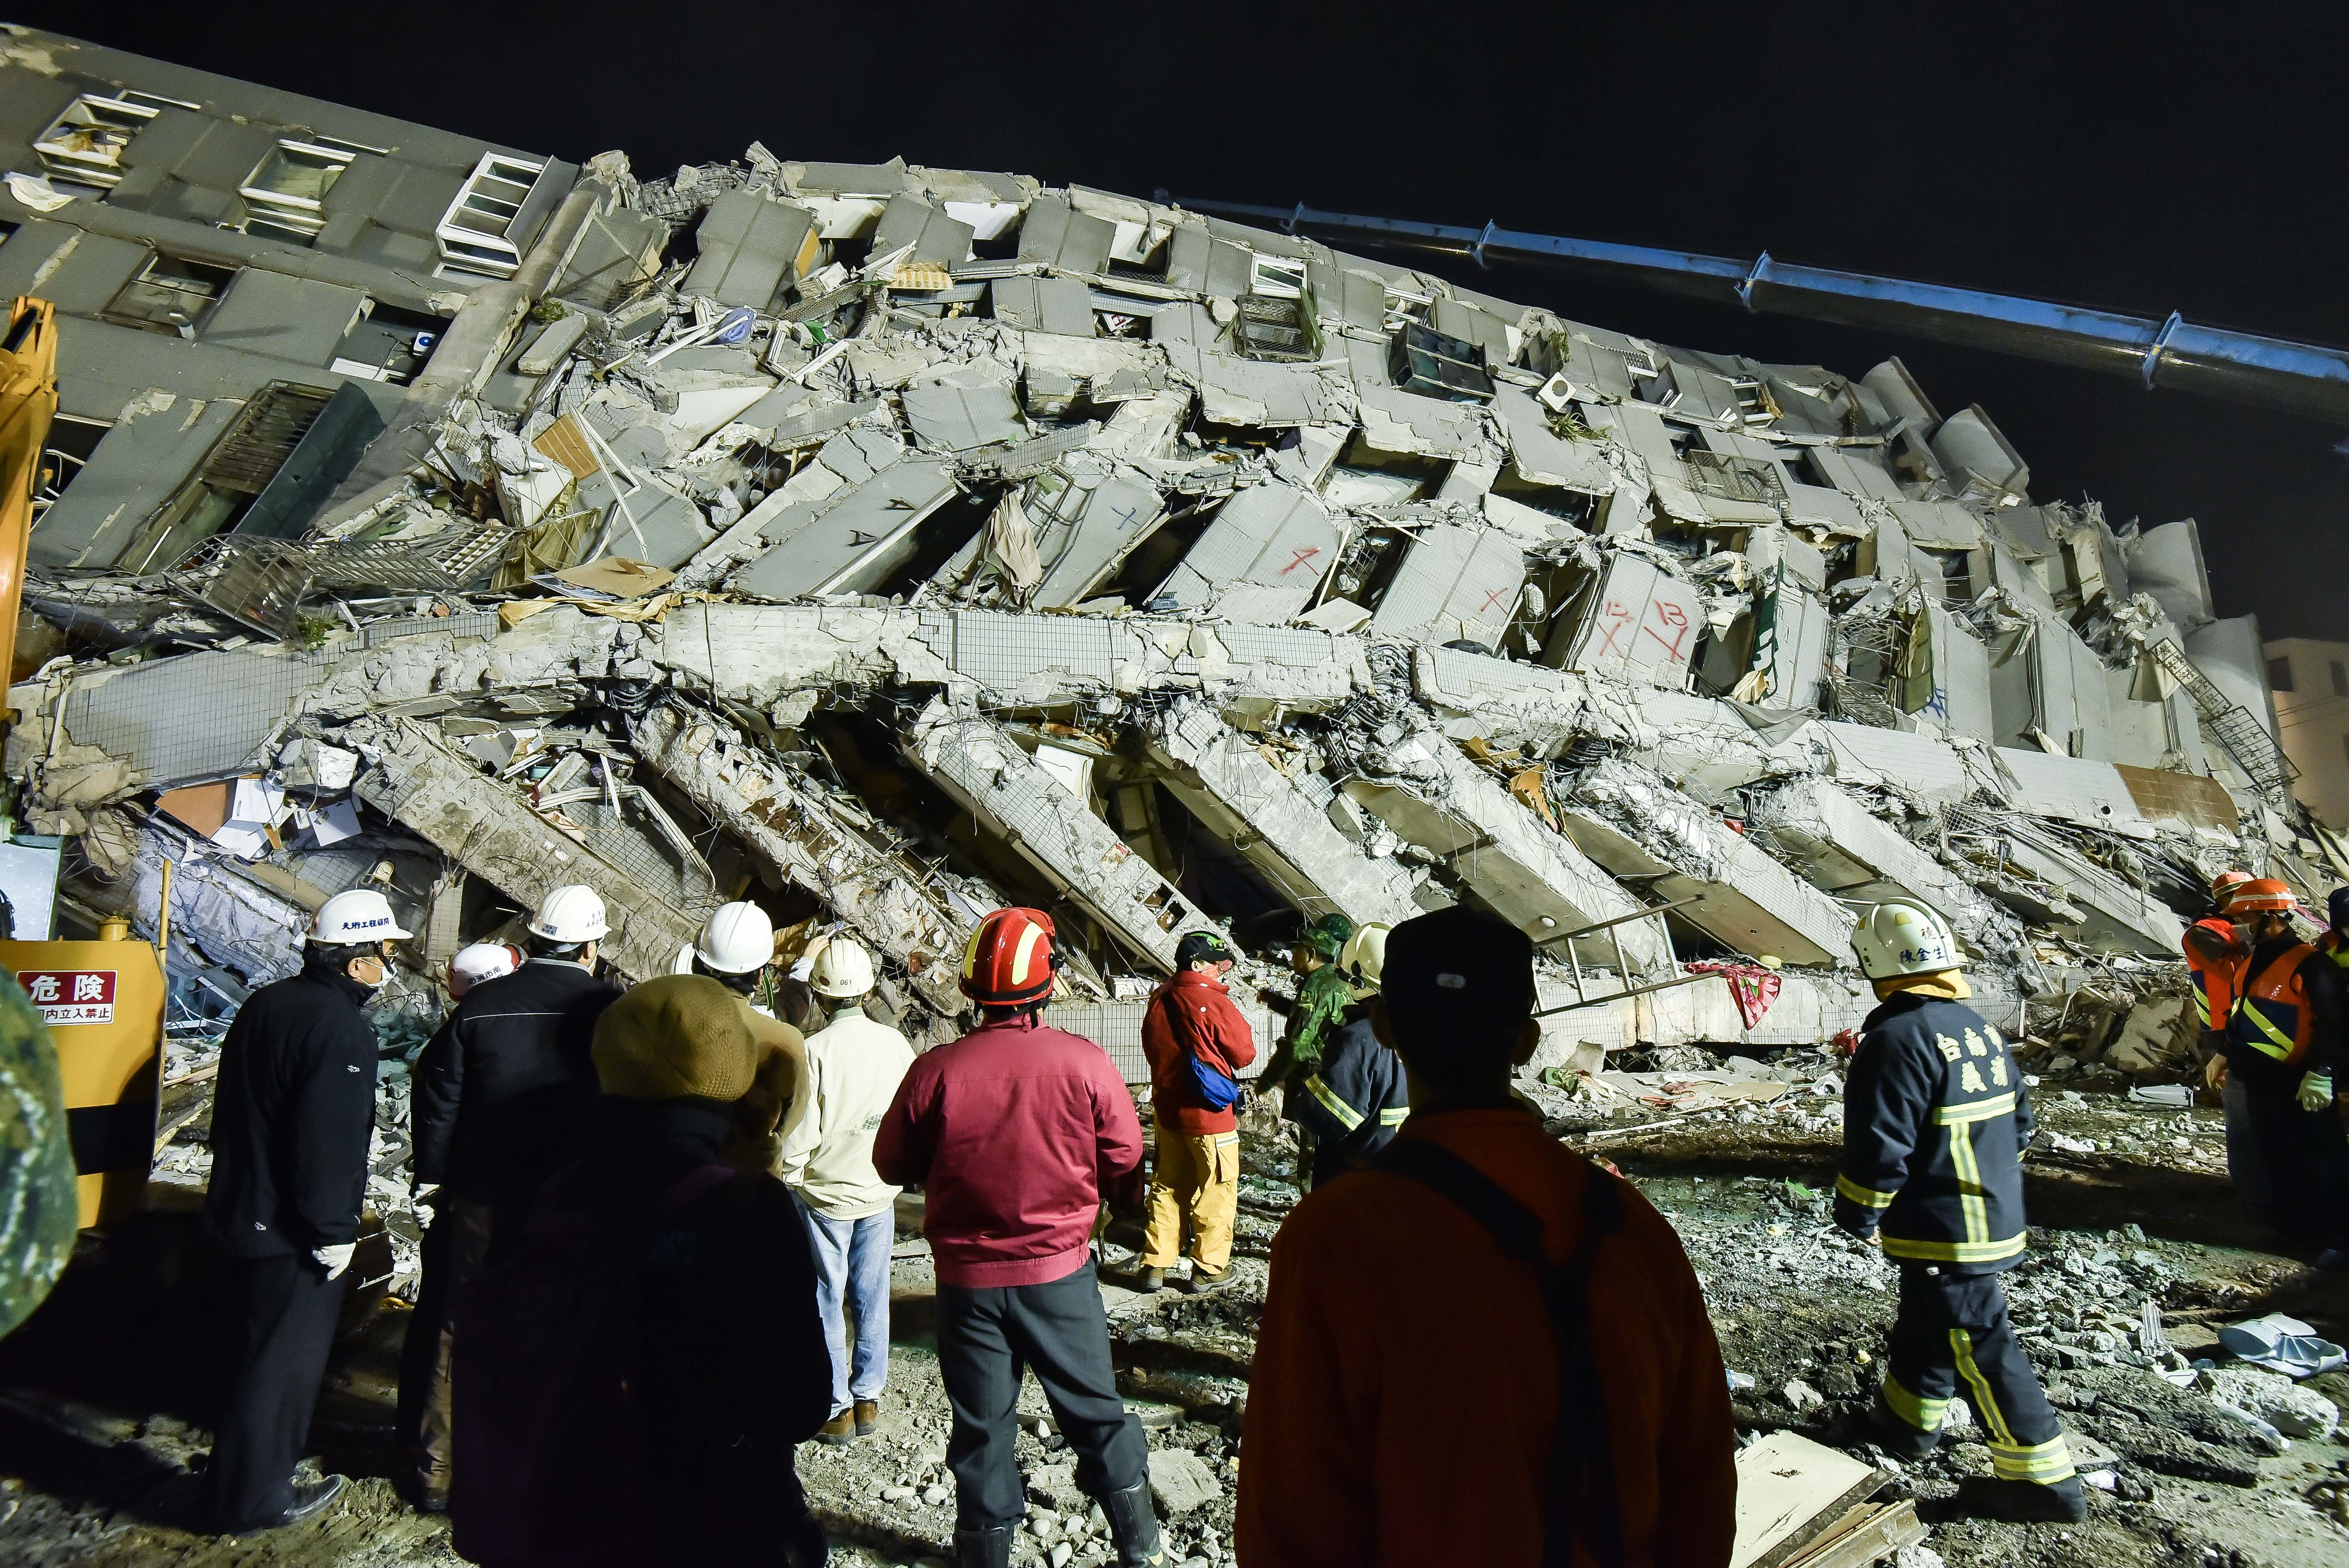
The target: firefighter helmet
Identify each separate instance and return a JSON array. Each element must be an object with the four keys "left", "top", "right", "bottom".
[
  {"left": 2228, "top": 878, "right": 2297, "bottom": 915},
  {"left": 1337, "top": 922, "right": 1391, "bottom": 994},
  {"left": 960, "top": 907, "right": 1058, "bottom": 1006},
  {"left": 1850, "top": 900, "right": 1961, "bottom": 980}
]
